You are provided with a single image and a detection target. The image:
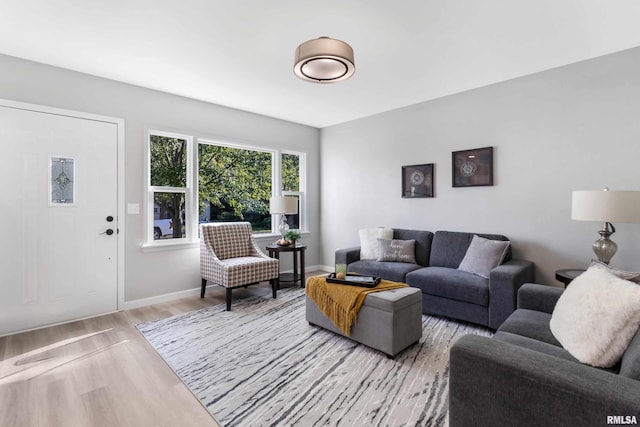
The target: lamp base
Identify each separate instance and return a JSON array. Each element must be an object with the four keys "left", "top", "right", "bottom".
[
  {"left": 592, "top": 222, "right": 617, "bottom": 264},
  {"left": 278, "top": 215, "right": 290, "bottom": 238}
]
